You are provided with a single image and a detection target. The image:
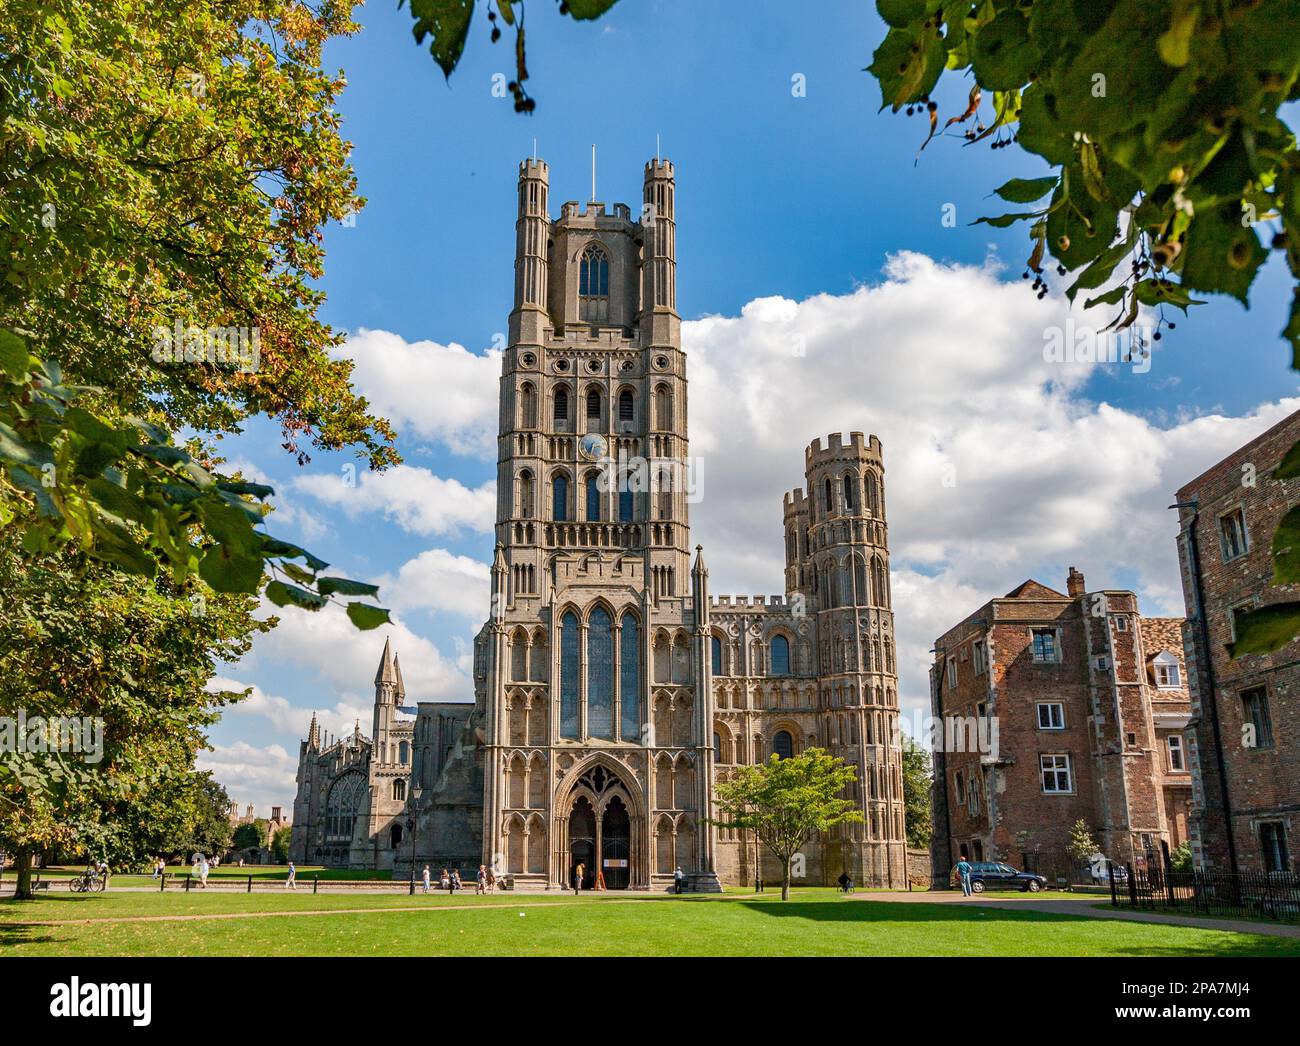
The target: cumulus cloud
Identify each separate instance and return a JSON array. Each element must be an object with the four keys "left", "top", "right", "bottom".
[
  {"left": 197, "top": 740, "right": 299, "bottom": 813},
  {"left": 292, "top": 464, "right": 495, "bottom": 538},
  {"left": 379, "top": 548, "right": 491, "bottom": 618},
  {"left": 681, "top": 252, "right": 1299, "bottom": 717},
  {"left": 206, "top": 676, "right": 369, "bottom": 740},
  {"left": 335, "top": 328, "right": 500, "bottom": 457},
  {"left": 246, "top": 600, "right": 474, "bottom": 706}
]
